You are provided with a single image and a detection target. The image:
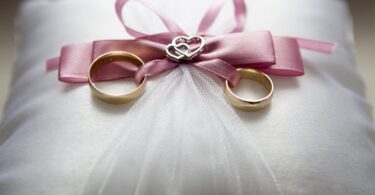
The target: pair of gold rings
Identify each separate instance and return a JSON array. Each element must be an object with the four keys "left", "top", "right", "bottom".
[{"left": 88, "top": 51, "right": 273, "bottom": 111}]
